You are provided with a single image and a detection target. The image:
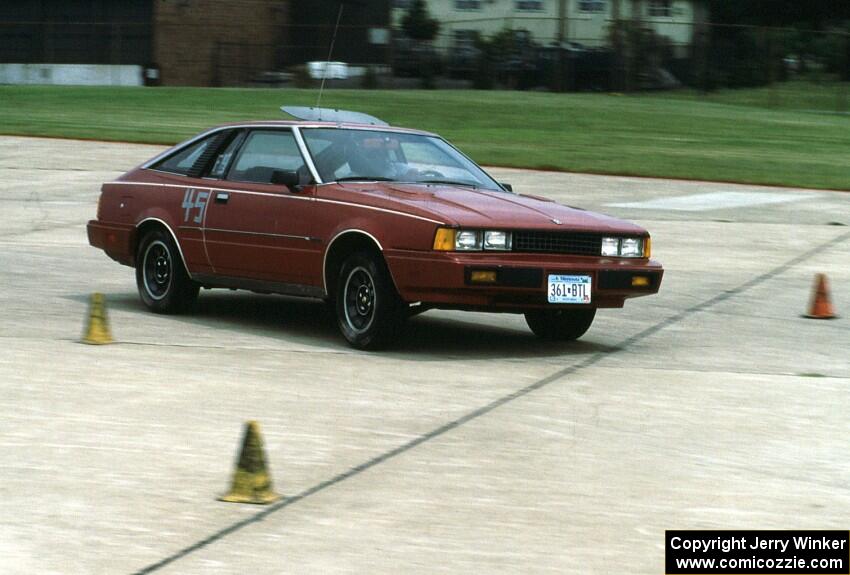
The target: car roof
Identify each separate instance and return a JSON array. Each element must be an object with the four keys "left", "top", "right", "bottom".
[
  {"left": 214, "top": 120, "right": 436, "bottom": 137},
  {"left": 138, "top": 120, "right": 440, "bottom": 172}
]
